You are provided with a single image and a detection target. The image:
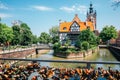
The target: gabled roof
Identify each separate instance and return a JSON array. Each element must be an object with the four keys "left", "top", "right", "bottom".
[
  {"left": 59, "top": 14, "right": 94, "bottom": 32},
  {"left": 72, "top": 14, "right": 81, "bottom": 23}
]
